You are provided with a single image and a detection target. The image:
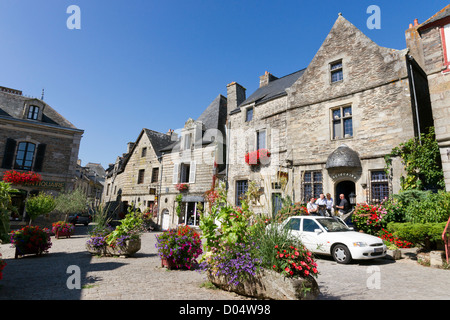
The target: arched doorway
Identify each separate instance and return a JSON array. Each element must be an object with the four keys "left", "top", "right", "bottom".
[{"left": 335, "top": 180, "right": 355, "bottom": 208}]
